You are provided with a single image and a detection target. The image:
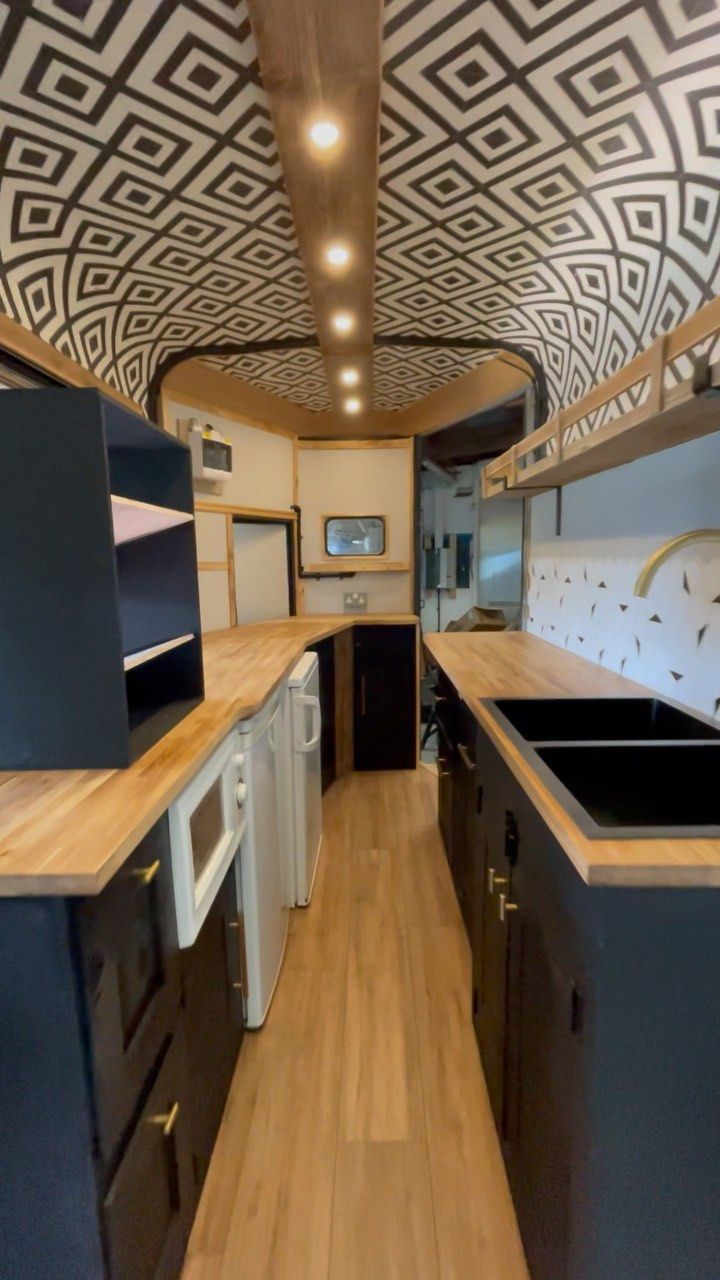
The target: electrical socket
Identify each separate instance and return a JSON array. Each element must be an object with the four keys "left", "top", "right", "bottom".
[{"left": 344, "top": 591, "right": 368, "bottom": 612}]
